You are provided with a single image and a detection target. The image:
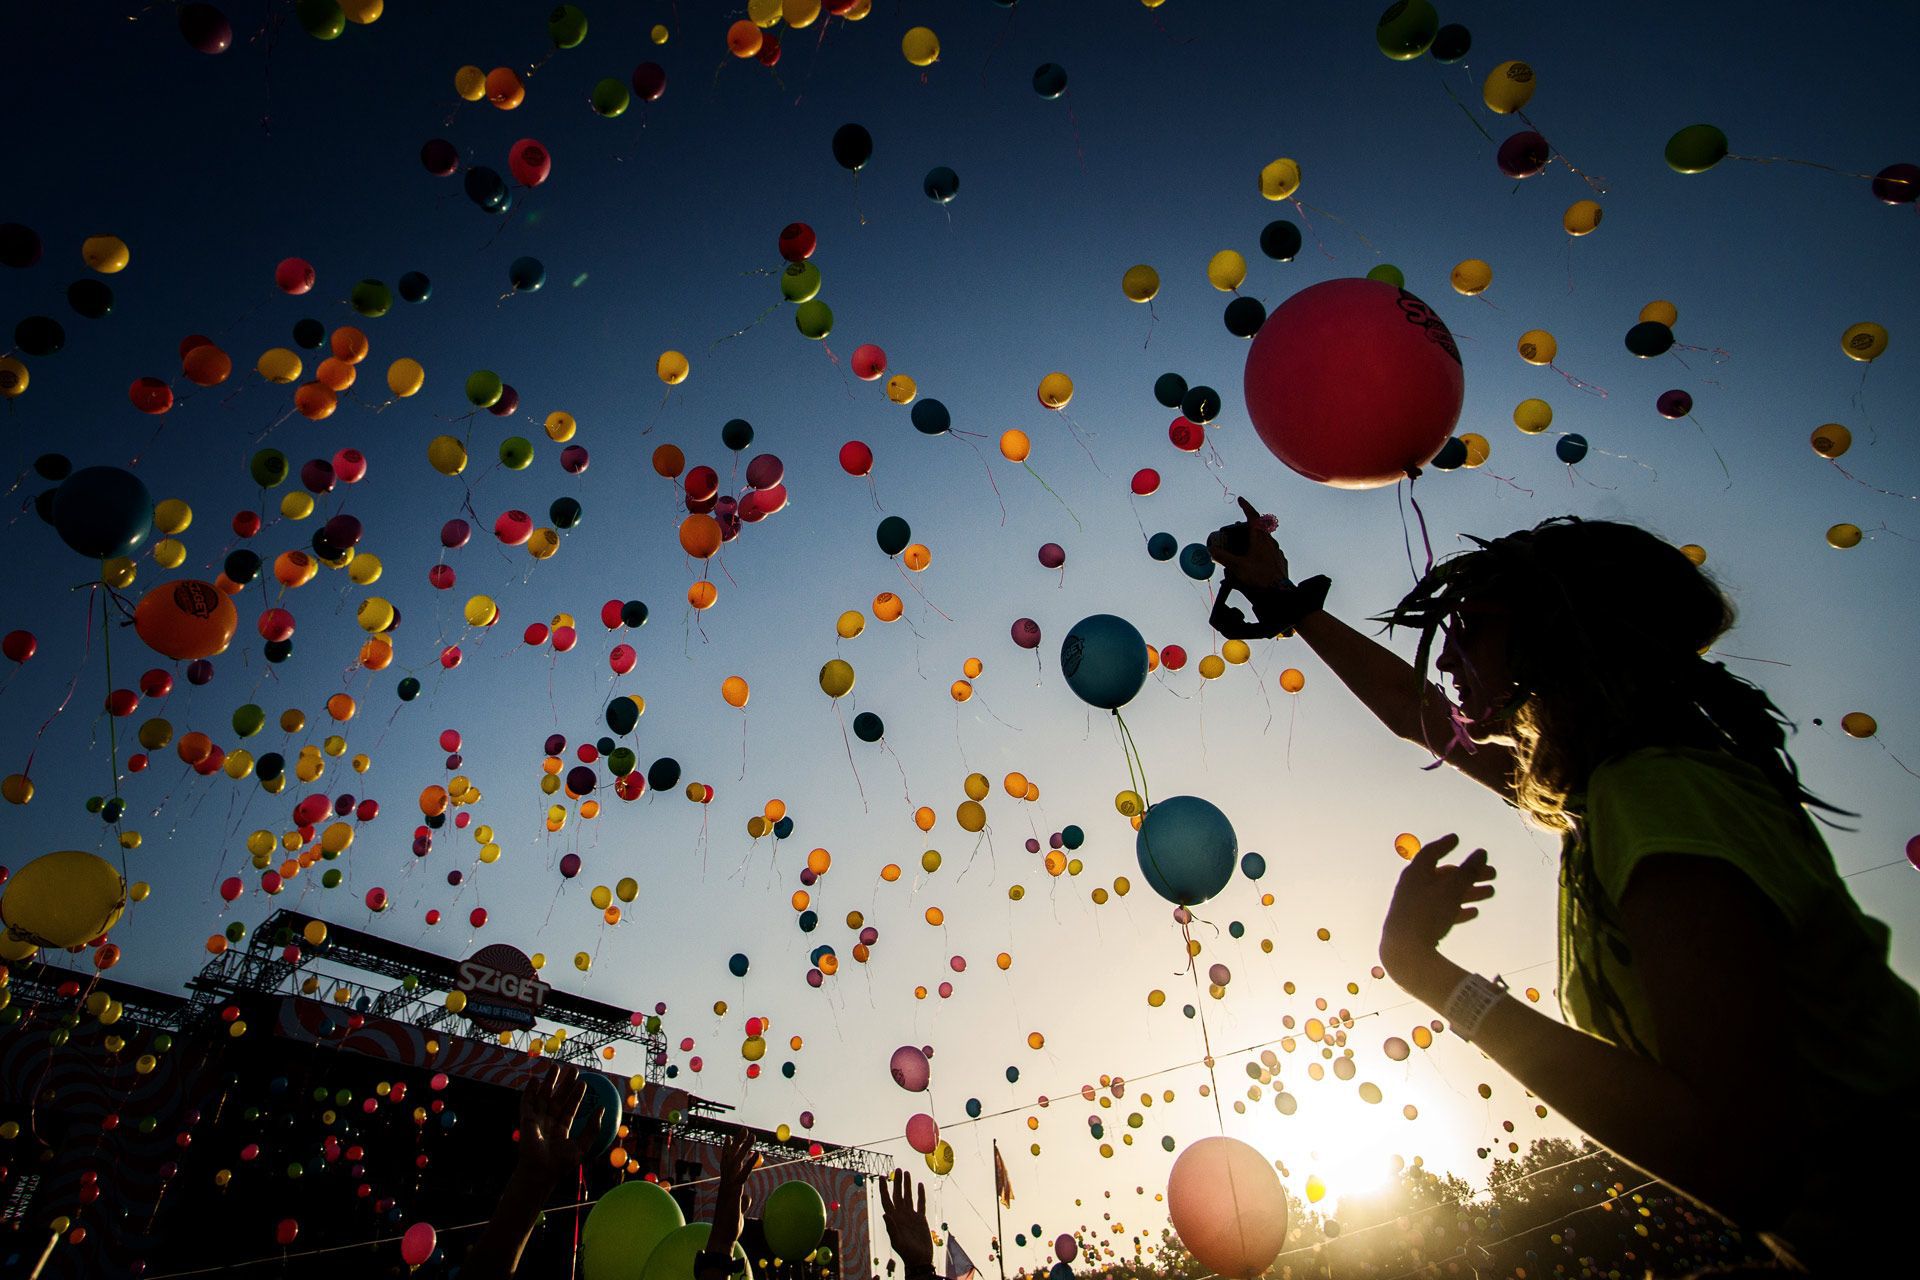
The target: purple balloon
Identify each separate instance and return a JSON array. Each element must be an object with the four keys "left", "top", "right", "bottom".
[
  {"left": 1011, "top": 617, "right": 1042, "bottom": 649},
  {"left": 489, "top": 384, "right": 520, "bottom": 417},
  {"left": 1024, "top": 837, "right": 1041, "bottom": 853},
  {"left": 799, "top": 867, "right": 817, "bottom": 886},
  {"left": 859, "top": 926, "right": 878, "bottom": 945},
  {"left": 178, "top": 4, "right": 233, "bottom": 54},
  {"left": 560, "top": 444, "right": 590, "bottom": 474},
  {"left": 300, "top": 458, "right": 337, "bottom": 494},
  {"left": 440, "top": 519, "right": 471, "bottom": 549},
  {"left": 559, "top": 852, "right": 582, "bottom": 878},
  {"left": 1496, "top": 130, "right": 1550, "bottom": 179},
  {"left": 323, "top": 514, "right": 363, "bottom": 549},
  {"left": 1038, "top": 542, "right": 1066, "bottom": 569},
  {"left": 186, "top": 659, "right": 214, "bottom": 686},
  {"left": 421, "top": 138, "right": 459, "bottom": 177},
  {"left": 745, "top": 454, "right": 785, "bottom": 490},
  {"left": 1872, "top": 162, "right": 1920, "bottom": 206},
  {"left": 1656, "top": 389, "right": 1693, "bottom": 419},
  {"left": 631, "top": 61, "right": 667, "bottom": 102},
  {"left": 544, "top": 733, "right": 567, "bottom": 755},
  {"left": 1056, "top": 1236, "right": 1078, "bottom": 1265},
  {"left": 890, "top": 1044, "right": 931, "bottom": 1092},
  {"left": 807, "top": 968, "right": 824, "bottom": 988}
]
